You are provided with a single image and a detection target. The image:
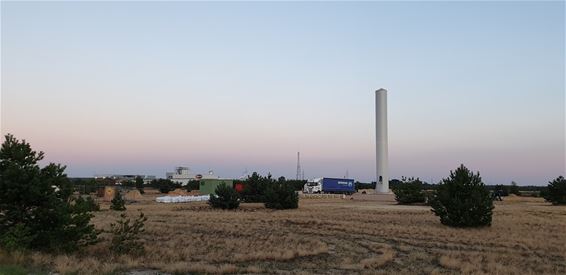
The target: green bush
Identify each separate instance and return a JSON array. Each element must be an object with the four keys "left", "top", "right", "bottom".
[
  {"left": 355, "top": 181, "right": 376, "bottom": 190},
  {"left": 392, "top": 177, "right": 426, "bottom": 204},
  {"left": 110, "top": 212, "right": 147, "bottom": 255},
  {"left": 151, "top": 179, "right": 180, "bottom": 194},
  {"left": 0, "top": 224, "right": 33, "bottom": 252},
  {"left": 279, "top": 177, "right": 308, "bottom": 191},
  {"left": 135, "top": 176, "right": 145, "bottom": 194},
  {"left": 0, "top": 134, "right": 98, "bottom": 252},
  {"left": 186, "top": 180, "right": 200, "bottom": 192},
  {"left": 240, "top": 172, "right": 271, "bottom": 203},
  {"left": 74, "top": 196, "right": 100, "bottom": 212},
  {"left": 543, "top": 176, "right": 566, "bottom": 205},
  {"left": 264, "top": 182, "right": 299, "bottom": 210},
  {"left": 208, "top": 184, "right": 240, "bottom": 209},
  {"left": 73, "top": 178, "right": 98, "bottom": 195},
  {"left": 430, "top": 164, "right": 494, "bottom": 227},
  {"left": 494, "top": 184, "right": 509, "bottom": 196},
  {"left": 110, "top": 191, "right": 126, "bottom": 211}
]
